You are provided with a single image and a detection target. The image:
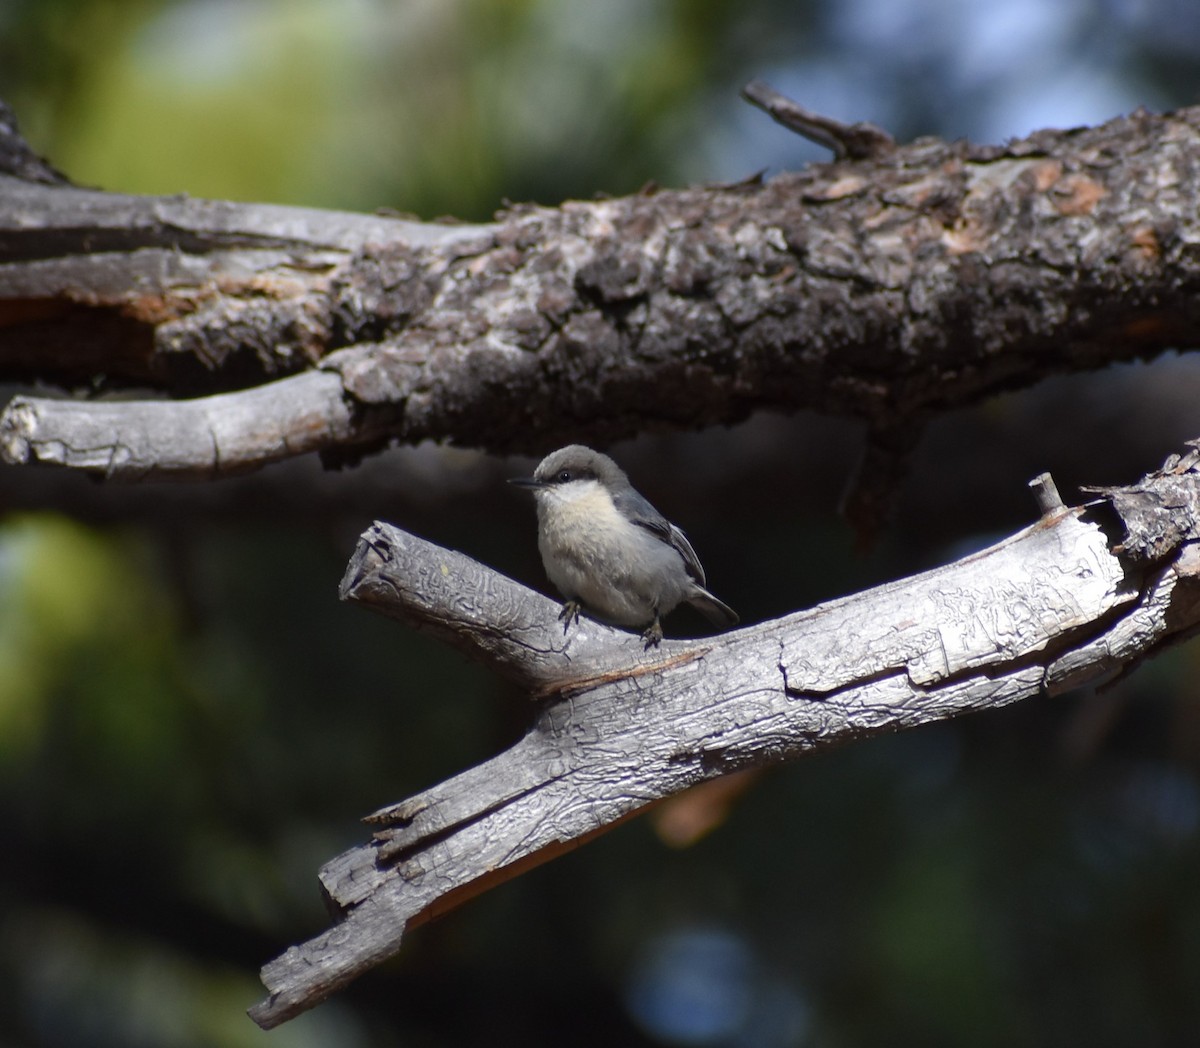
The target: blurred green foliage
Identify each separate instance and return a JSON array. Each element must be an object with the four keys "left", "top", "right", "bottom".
[
  {"left": 4, "top": 1, "right": 1200, "bottom": 1045},
  {"left": 1, "top": 0, "right": 768, "bottom": 216}
]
